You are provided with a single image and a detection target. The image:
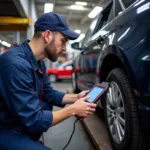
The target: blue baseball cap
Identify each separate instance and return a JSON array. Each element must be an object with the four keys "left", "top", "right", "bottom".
[{"left": 34, "top": 12, "right": 80, "bottom": 40}]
